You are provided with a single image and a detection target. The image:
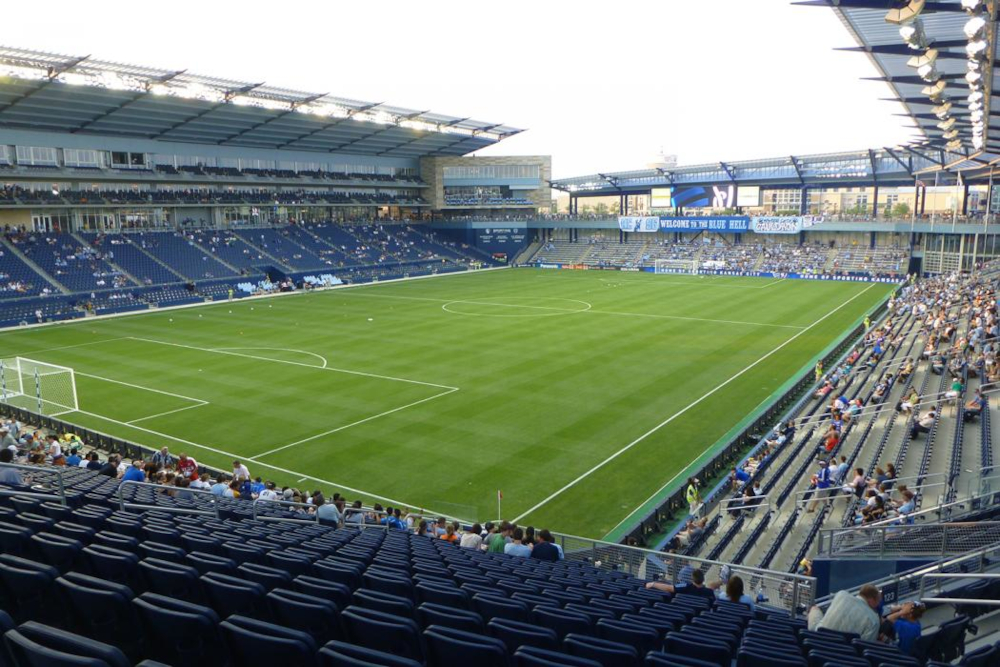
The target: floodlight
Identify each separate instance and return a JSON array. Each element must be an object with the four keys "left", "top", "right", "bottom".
[
  {"left": 962, "top": 0, "right": 982, "bottom": 10},
  {"left": 969, "top": 89, "right": 984, "bottom": 103},
  {"left": 947, "top": 139, "right": 964, "bottom": 151},
  {"left": 965, "top": 15, "right": 987, "bottom": 39},
  {"left": 973, "top": 136, "right": 984, "bottom": 149},
  {"left": 967, "top": 39, "right": 988, "bottom": 56},
  {"left": 885, "top": 0, "right": 925, "bottom": 25},
  {"left": 917, "top": 63, "right": 939, "bottom": 81},
  {"left": 966, "top": 70, "right": 982, "bottom": 84},
  {"left": 943, "top": 129, "right": 959, "bottom": 140},
  {"left": 971, "top": 109, "right": 984, "bottom": 122},
  {"left": 907, "top": 48, "right": 938, "bottom": 69},
  {"left": 938, "top": 117, "right": 957, "bottom": 131},
  {"left": 922, "top": 80, "right": 947, "bottom": 99},
  {"left": 933, "top": 101, "right": 952, "bottom": 119}
]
